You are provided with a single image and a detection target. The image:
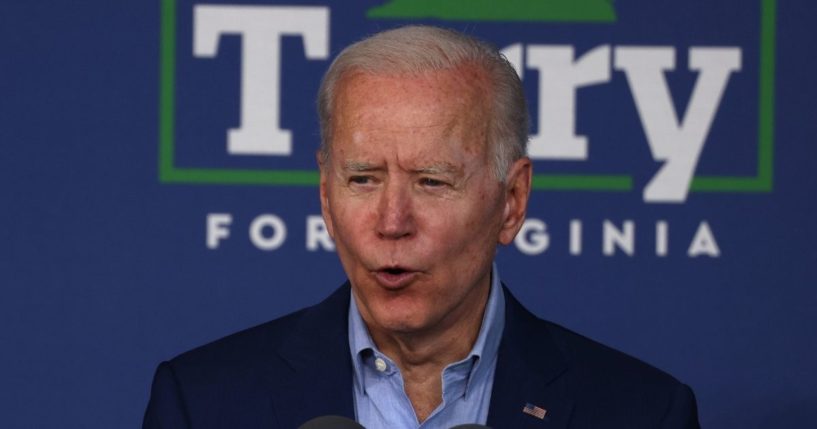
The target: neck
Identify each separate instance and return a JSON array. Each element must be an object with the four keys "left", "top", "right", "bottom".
[
  {"left": 369, "top": 277, "right": 491, "bottom": 373},
  {"left": 365, "top": 277, "right": 491, "bottom": 423}
]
